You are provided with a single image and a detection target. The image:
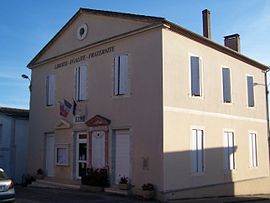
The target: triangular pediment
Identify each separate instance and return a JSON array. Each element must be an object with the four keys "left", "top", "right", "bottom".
[
  {"left": 28, "top": 8, "right": 163, "bottom": 67},
  {"left": 55, "top": 119, "right": 71, "bottom": 130},
  {"left": 85, "top": 115, "right": 110, "bottom": 127}
]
